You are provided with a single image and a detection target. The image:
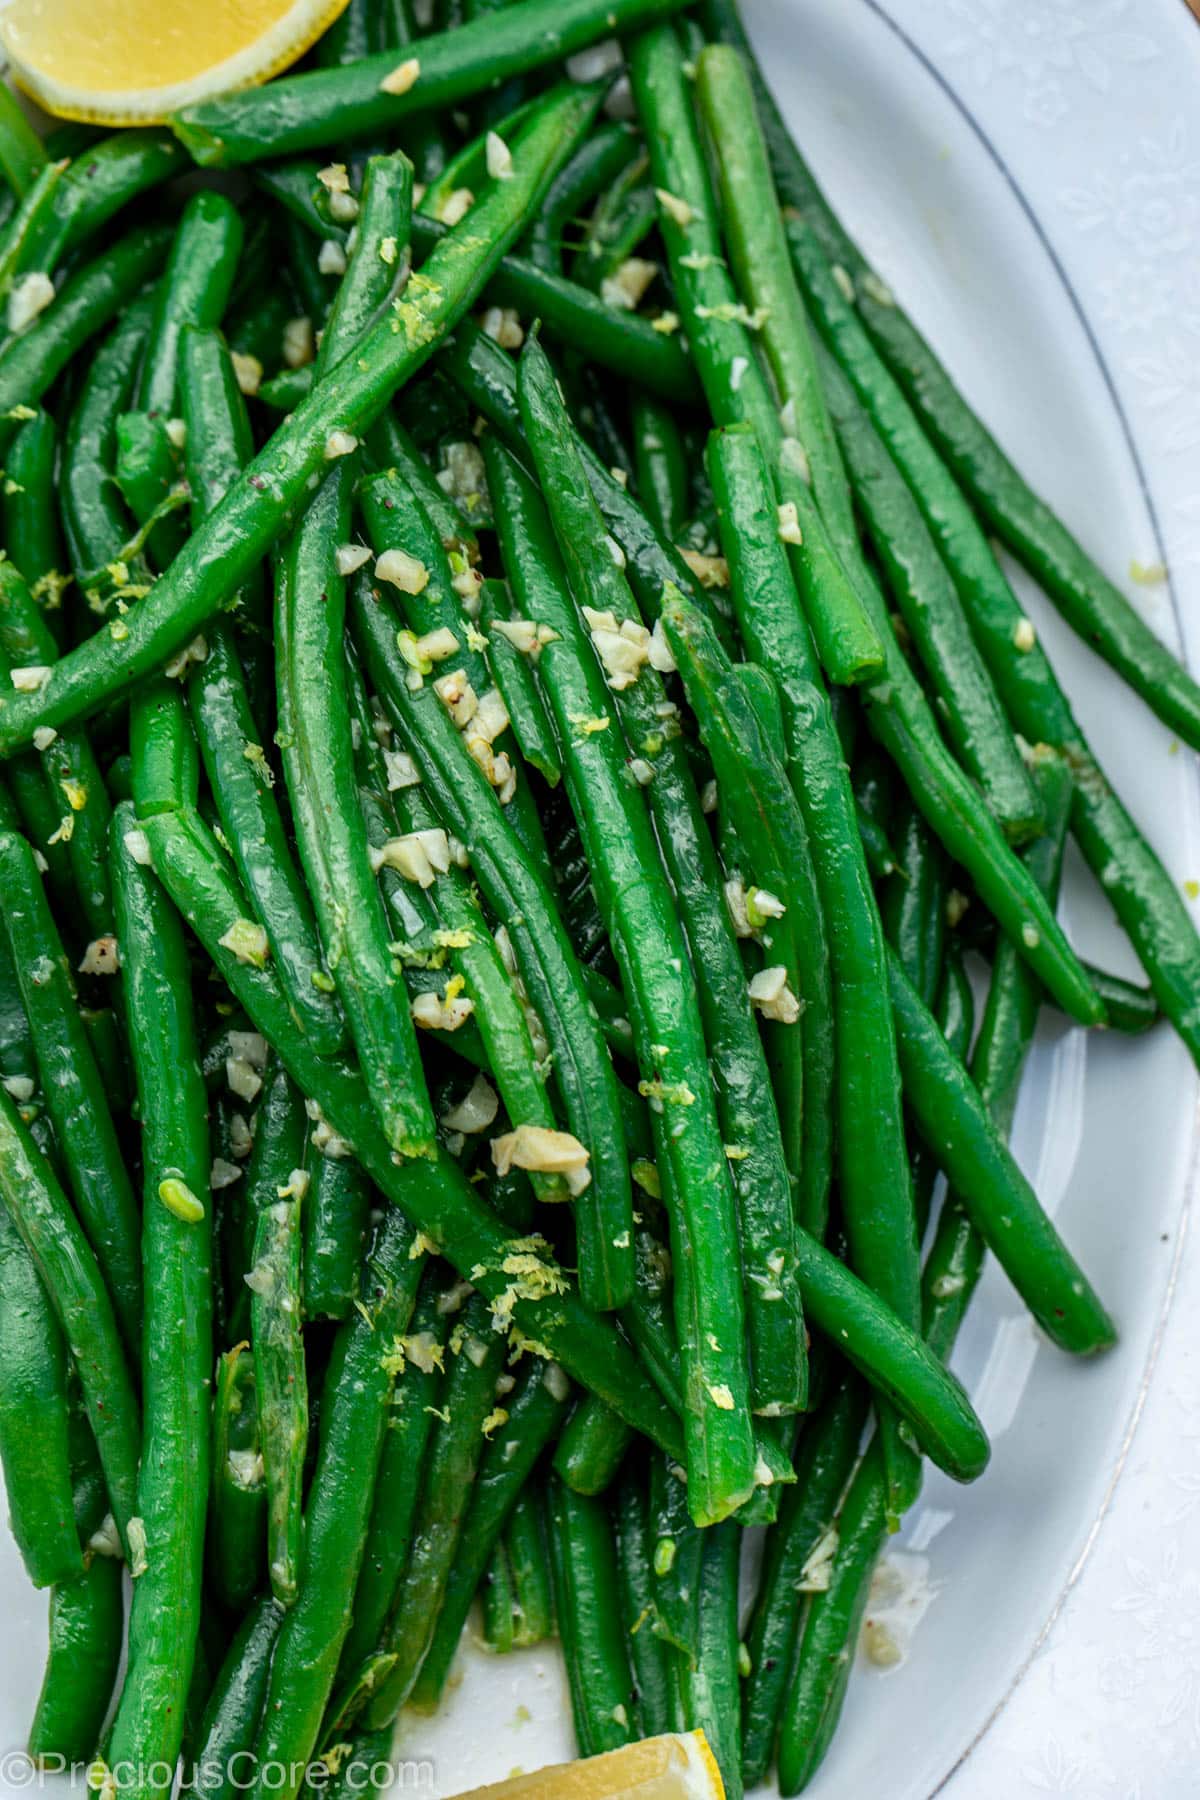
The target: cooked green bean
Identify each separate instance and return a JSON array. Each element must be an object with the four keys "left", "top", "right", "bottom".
[
  {"left": 613, "top": 1456, "right": 679, "bottom": 1738},
  {"left": 548, "top": 1475, "right": 638, "bottom": 1757},
  {"left": 246, "top": 1061, "right": 308, "bottom": 1607},
  {"left": 569, "top": 150, "right": 657, "bottom": 292},
  {"left": 680, "top": 1521, "right": 742, "bottom": 1800},
  {"left": 0, "top": 1070, "right": 140, "bottom": 1551},
  {"left": 179, "top": 329, "right": 343, "bottom": 1050},
  {"left": 4, "top": 410, "right": 68, "bottom": 648},
  {"left": 350, "top": 577, "right": 636, "bottom": 1306},
  {"left": 0, "top": 87, "right": 47, "bottom": 197},
  {"left": 209, "top": 1343, "right": 267, "bottom": 1615},
  {"left": 106, "top": 805, "right": 213, "bottom": 1800},
  {"left": 481, "top": 1539, "right": 517, "bottom": 1654},
  {"left": 504, "top": 1486, "right": 556, "bottom": 1645},
  {"left": 244, "top": 1211, "right": 425, "bottom": 1800},
  {"left": 889, "top": 947, "right": 1115, "bottom": 1355},
  {"left": 303, "top": 1150, "right": 372, "bottom": 1322},
  {"left": 525, "top": 121, "right": 638, "bottom": 273},
  {"left": 740, "top": 1374, "right": 869, "bottom": 1788},
  {"left": 28, "top": 1546, "right": 124, "bottom": 1767},
  {"left": 173, "top": 0, "right": 687, "bottom": 164},
  {"left": 191, "top": 1596, "right": 282, "bottom": 1800},
  {"left": 478, "top": 578, "right": 562, "bottom": 785},
  {"left": 0, "top": 1198, "right": 81, "bottom": 1590},
  {"left": 0, "top": 829, "right": 140, "bottom": 1352},
  {"left": 59, "top": 295, "right": 153, "bottom": 599},
  {"left": 631, "top": 394, "right": 688, "bottom": 545},
  {"left": 0, "top": 561, "right": 116, "bottom": 939}
]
